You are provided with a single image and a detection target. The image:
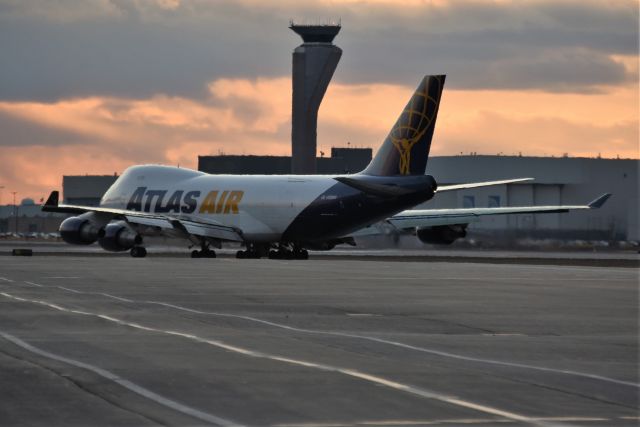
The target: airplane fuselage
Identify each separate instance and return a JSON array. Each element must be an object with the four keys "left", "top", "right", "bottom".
[{"left": 101, "top": 165, "right": 435, "bottom": 243}]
